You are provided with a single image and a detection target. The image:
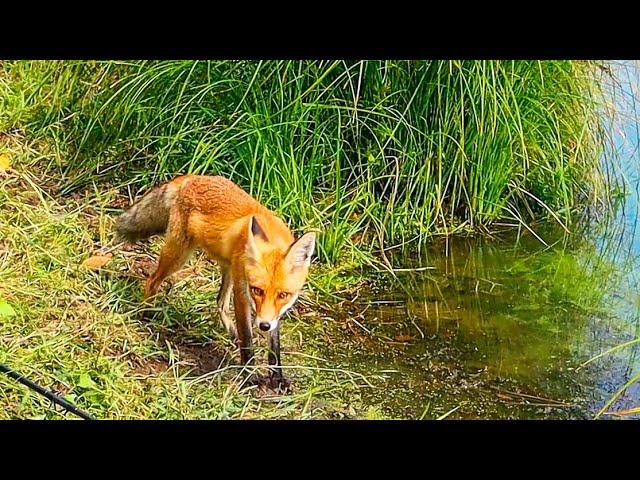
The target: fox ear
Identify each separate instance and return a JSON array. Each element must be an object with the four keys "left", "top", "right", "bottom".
[
  {"left": 286, "top": 232, "right": 316, "bottom": 271},
  {"left": 246, "top": 216, "right": 268, "bottom": 262},
  {"left": 250, "top": 216, "right": 268, "bottom": 242}
]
